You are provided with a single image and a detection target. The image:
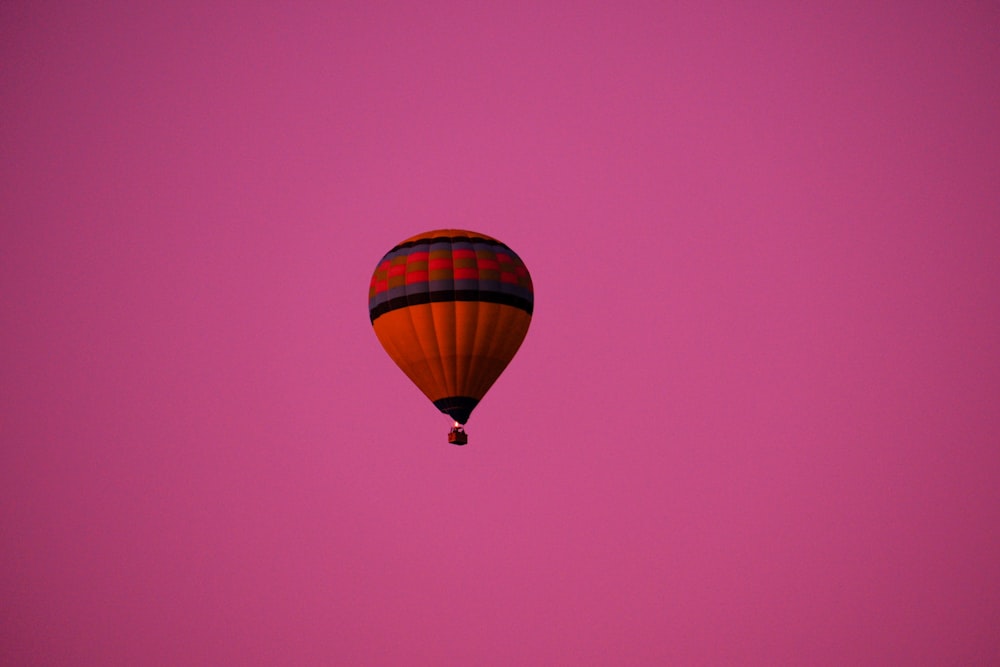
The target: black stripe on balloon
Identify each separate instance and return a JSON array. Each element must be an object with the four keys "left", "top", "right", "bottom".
[
  {"left": 390, "top": 235, "right": 511, "bottom": 252},
  {"left": 369, "top": 290, "right": 533, "bottom": 322},
  {"left": 433, "top": 396, "right": 480, "bottom": 424}
]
